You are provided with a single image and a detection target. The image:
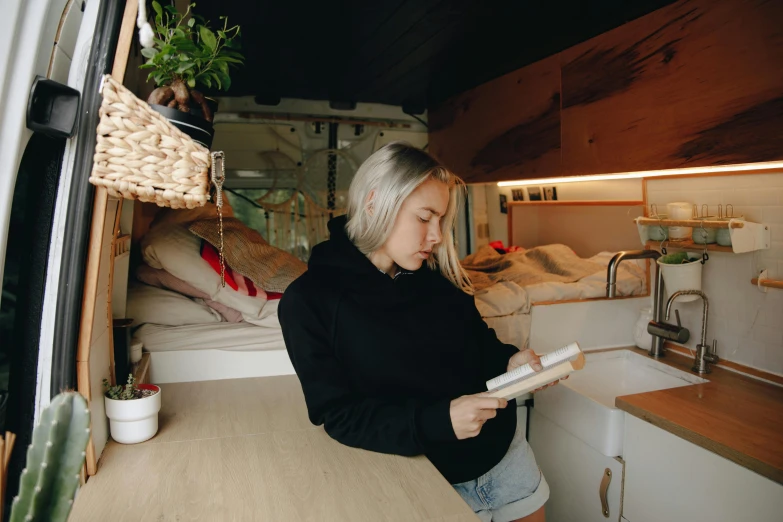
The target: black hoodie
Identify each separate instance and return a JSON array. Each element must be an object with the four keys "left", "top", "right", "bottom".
[{"left": 278, "top": 215, "right": 519, "bottom": 484}]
